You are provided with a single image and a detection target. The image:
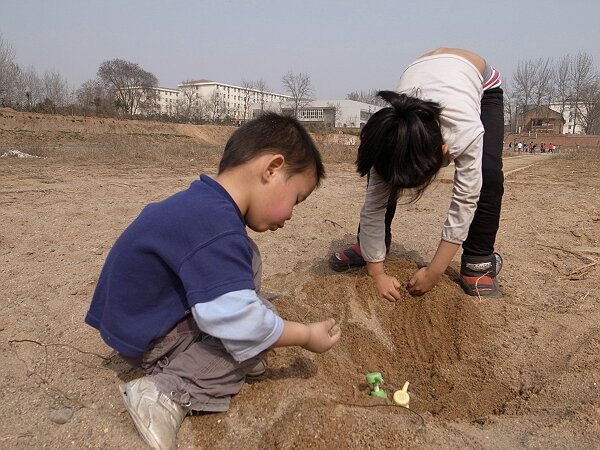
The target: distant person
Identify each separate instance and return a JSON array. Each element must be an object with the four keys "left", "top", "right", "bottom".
[
  {"left": 517, "top": 141, "right": 523, "bottom": 154},
  {"left": 329, "top": 48, "right": 504, "bottom": 299},
  {"left": 85, "top": 113, "right": 341, "bottom": 449}
]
